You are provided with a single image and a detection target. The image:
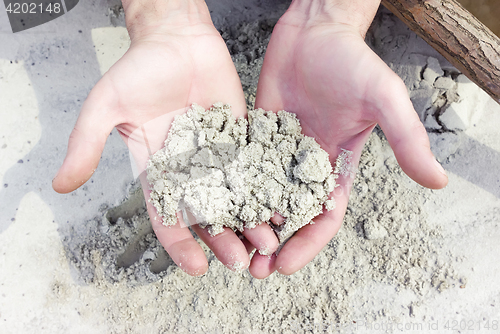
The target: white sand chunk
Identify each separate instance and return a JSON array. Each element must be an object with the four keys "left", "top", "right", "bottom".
[
  {"left": 423, "top": 57, "right": 444, "bottom": 83},
  {"left": 147, "top": 104, "right": 348, "bottom": 244},
  {"left": 434, "top": 76, "right": 455, "bottom": 90}
]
